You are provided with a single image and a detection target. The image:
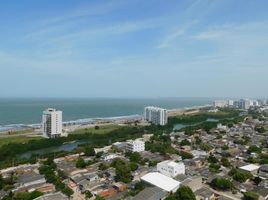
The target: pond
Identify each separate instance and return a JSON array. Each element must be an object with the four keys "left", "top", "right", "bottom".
[
  {"left": 19, "top": 140, "right": 87, "bottom": 159},
  {"left": 173, "top": 118, "right": 219, "bottom": 131}
]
